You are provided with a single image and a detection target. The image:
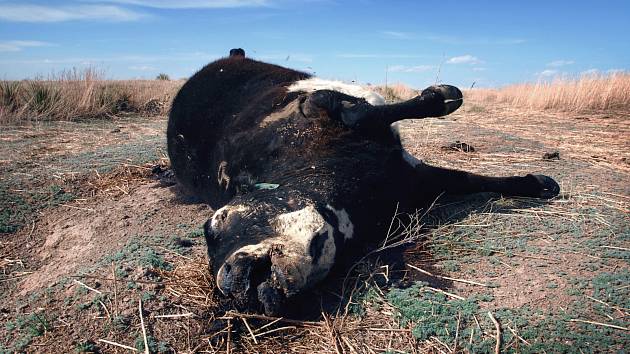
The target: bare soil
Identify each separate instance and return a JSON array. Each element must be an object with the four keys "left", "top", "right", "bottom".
[{"left": 0, "top": 104, "right": 628, "bottom": 353}]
